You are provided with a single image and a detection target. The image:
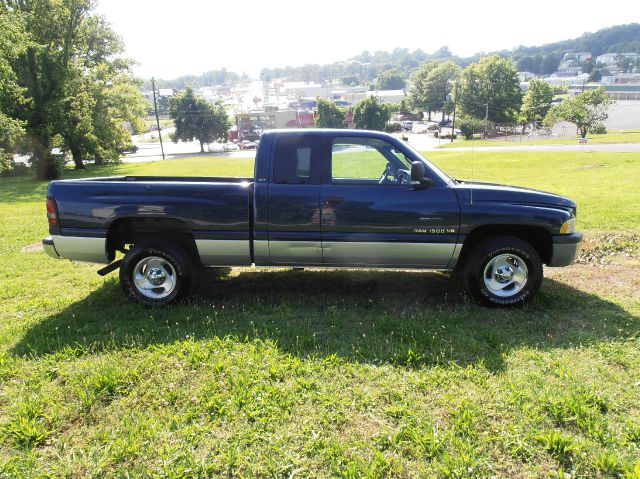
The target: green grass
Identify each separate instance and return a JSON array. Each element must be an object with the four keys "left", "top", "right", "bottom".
[
  {"left": 426, "top": 150, "right": 640, "bottom": 232},
  {"left": 438, "top": 130, "right": 640, "bottom": 149},
  {"left": 1, "top": 152, "right": 639, "bottom": 477}
]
